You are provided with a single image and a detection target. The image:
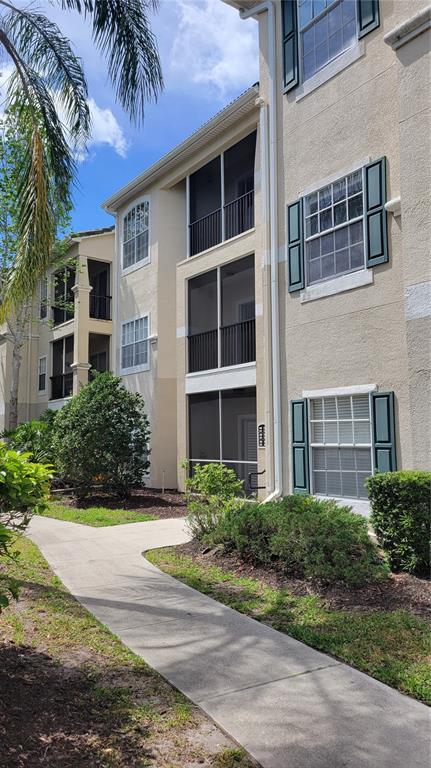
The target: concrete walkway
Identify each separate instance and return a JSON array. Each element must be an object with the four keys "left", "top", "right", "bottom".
[{"left": 27, "top": 516, "right": 429, "bottom": 768}]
